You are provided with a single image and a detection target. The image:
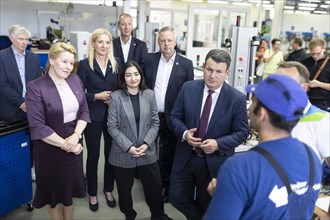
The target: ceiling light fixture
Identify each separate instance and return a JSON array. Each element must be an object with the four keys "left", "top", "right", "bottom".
[
  {"left": 263, "top": 4, "right": 274, "bottom": 8},
  {"left": 181, "top": 0, "right": 203, "bottom": 2},
  {"left": 301, "top": 0, "right": 321, "bottom": 2},
  {"left": 256, "top": 3, "right": 274, "bottom": 8},
  {"left": 208, "top": 0, "right": 229, "bottom": 4},
  {"left": 284, "top": 6, "right": 295, "bottom": 9},
  {"left": 232, "top": 2, "right": 253, "bottom": 6},
  {"left": 298, "top": 3, "right": 318, "bottom": 7},
  {"left": 314, "top": 10, "right": 327, "bottom": 14},
  {"left": 298, "top": 6, "right": 315, "bottom": 11}
]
